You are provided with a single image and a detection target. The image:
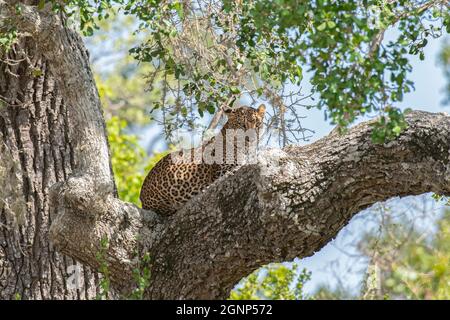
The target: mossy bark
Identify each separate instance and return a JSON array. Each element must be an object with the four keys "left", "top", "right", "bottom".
[{"left": 0, "top": 38, "right": 101, "bottom": 299}]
